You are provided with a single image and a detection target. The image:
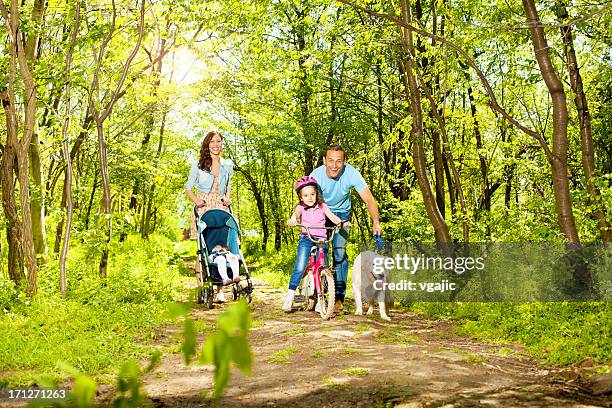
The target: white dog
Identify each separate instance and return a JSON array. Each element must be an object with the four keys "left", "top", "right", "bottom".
[{"left": 352, "top": 250, "right": 393, "bottom": 321}]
